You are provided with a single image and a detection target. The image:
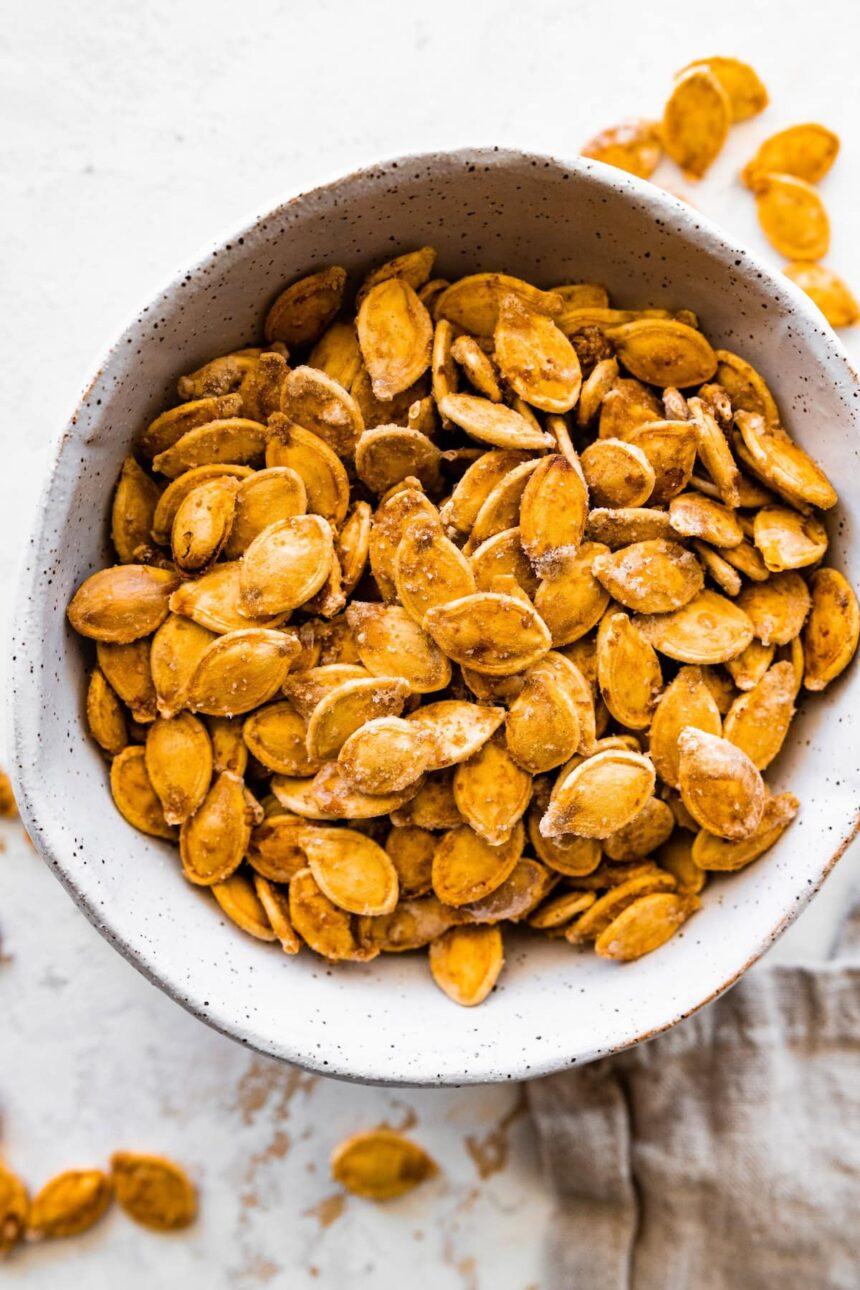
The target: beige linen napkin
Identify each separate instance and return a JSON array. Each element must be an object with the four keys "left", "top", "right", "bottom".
[{"left": 528, "top": 890, "right": 860, "bottom": 1290}]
